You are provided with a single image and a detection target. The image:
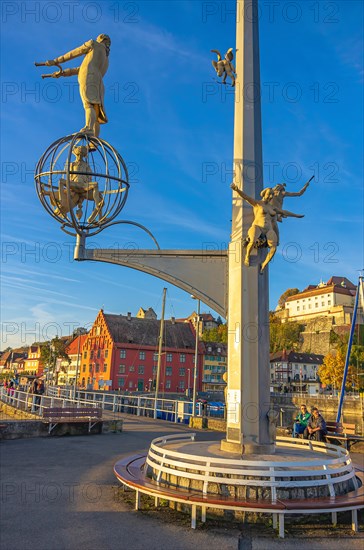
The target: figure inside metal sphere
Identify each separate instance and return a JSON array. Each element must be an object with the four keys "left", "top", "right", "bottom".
[
  {"left": 36, "top": 34, "right": 111, "bottom": 137},
  {"left": 45, "top": 145, "right": 104, "bottom": 224}
]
